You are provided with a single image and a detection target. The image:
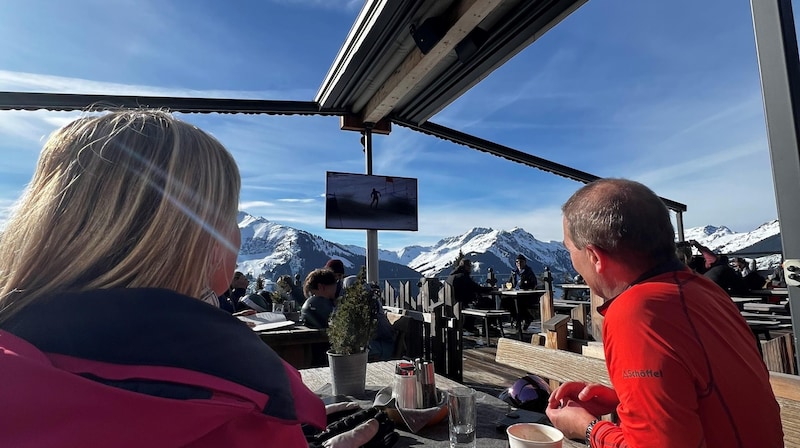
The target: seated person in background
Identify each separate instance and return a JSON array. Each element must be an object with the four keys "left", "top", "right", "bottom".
[
  {"left": 675, "top": 241, "right": 693, "bottom": 266},
  {"left": 734, "top": 257, "right": 766, "bottom": 290},
  {"left": 766, "top": 261, "right": 787, "bottom": 288},
  {"left": 324, "top": 258, "right": 346, "bottom": 298},
  {"left": 0, "top": 110, "right": 326, "bottom": 445},
  {"left": 222, "top": 271, "right": 249, "bottom": 312},
  {"left": 689, "top": 240, "right": 747, "bottom": 295},
  {"left": 276, "top": 274, "right": 304, "bottom": 310},
  {"left": 301, "top": 269, "right": 338, "bottom": 329},
  {"left": 513, "top": 254, "right": 538, "bottom": 290},
  {"left": 446, "top": 258, "right": 493, "bottom": 334},
  {"left": 217, "top": 288, "right": 237, "bottom": 314},
  {"left": 218, "top": 271, "right": 248, "bottom": 313},
  {"left": 501, "top": 254, "right": 538, "bottom": 329},
  {"left": 292, "top": 277, "right": 307, "bottom": 303}
]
